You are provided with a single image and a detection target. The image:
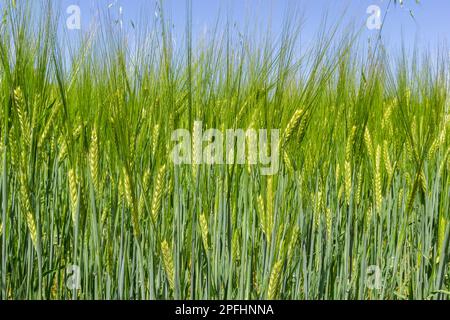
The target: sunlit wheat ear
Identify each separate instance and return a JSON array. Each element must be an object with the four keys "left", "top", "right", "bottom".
[
  {"left": 151, "top": 164, "right": 166, "bottom": 222},
  {"left": 364, "top": 127, "right": 373, "bottom": 160},
  {"left": 344, "top": 160, "right": 352, "bottom": 205},
  {"left": 282, "top": 108, "right": 304, "bottom": 146},
  {"left": 73, "top": 122, "right": 83, "bottom": 140},
  {"left": 89, "top": 126, "right": 99, "bottom": 192},
  {"left": 355, "top": 166, "right": 363, "bottom": 206},
  {"left": 346, "top": 126, "right": 357, "bottom": 161},
  {"left": 192, "top": 121, "right": 201, "bottom": 178},
  {"left": 419, "top": 169, "right": 427, "bottom": 193},
  {"left": 383, "top": 140, "right": 393, "bottom": 187},
  {"left": 161, "top": 240, "right": 174, "bottom": 290},
  {"left": 365, "top": 207, "right": 373, "bottom": 230},
  {"left": 325, "top": 208, "right": 332, "bottom": 238},
  {"left": 68, "top": 168, "right": 78, "bottom": 224},
  {"left": 381, "top": 104, "right": 392, "bottom": 131},
  {"left": 267, "top": 260, "right": 283, "bottom": 300},
  {"left": 199, "top": 213, "right": 209, "bottom": 251},
  {"left": 374, "top": 145, "right": 382, "bottom": 212},
  {"left": 123, "top": 167, "right": 133, "bottom": 209},
  {"left": 152, "top": 124, "right": 160, "bottom": 157},
  {"left": 8, "top": 126, "right": 18, "bottom": 169},
  {"left": 165, "top": 170, "right": 174, "bottom": 196},
  {"left": 58, "top": 137, "right": 68, "bottom": 161},
  {"left": 143, "top": 168, "right": 151, "bottom": 191},
  {"left": 335, "top": 163, "right": 340, "bottom": 186},
  {"left": 13, "top": 87, "right": 31, "bottom": 150},
  {"left": 344, "top": 126, "right": 356, "bottom": 204},
  {"left": 409, "top": 118, "right": 420, "bottom": 161}
]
